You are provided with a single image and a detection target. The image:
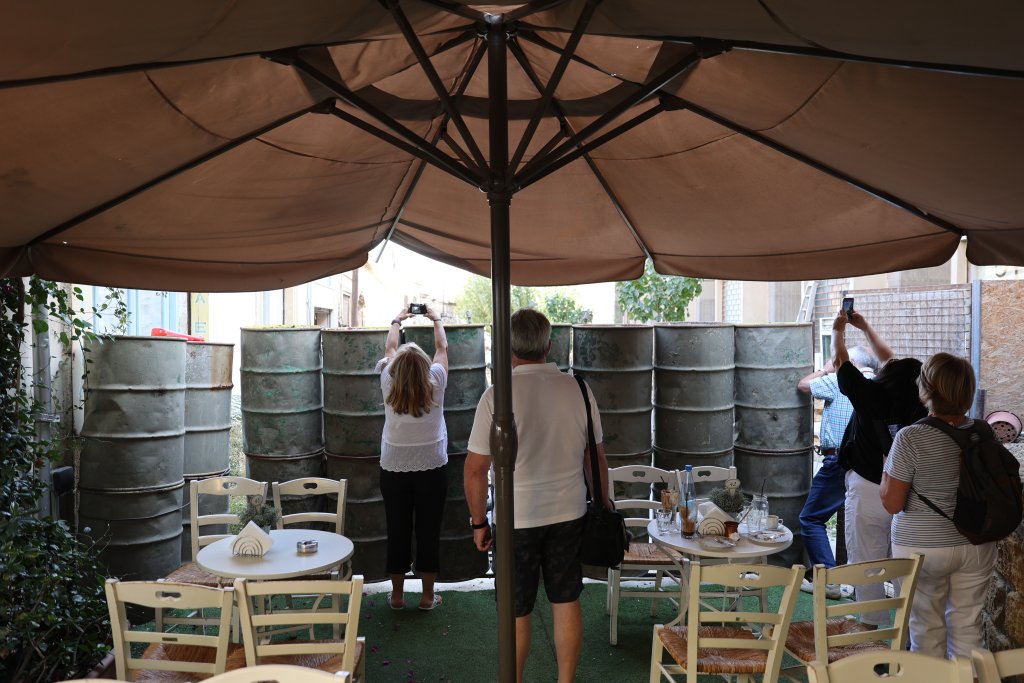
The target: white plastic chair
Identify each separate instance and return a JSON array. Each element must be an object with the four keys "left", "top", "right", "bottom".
[
  {"left": 205, "top": 664, "right": 350, "bottom": 682},
  {"left": 783, "top": 554, "right": 922, "bottom": 679},
  {"left": 105, "top": 578, "right": 242, "bottom": 681},
  {"left": 806, "top": 651, "right": 974, "bottom": 683},
  {"left": 234, "top": 576, "right": 365, "bottom": 682},
  {"left": 972, "top": 646, "right": 1024, "bottom": 683},
  {"left": 649, "top": 562, "right": 803, "bottom": 683}
]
